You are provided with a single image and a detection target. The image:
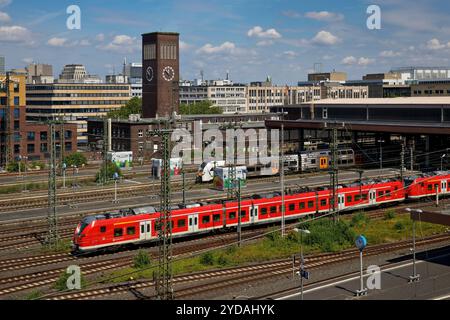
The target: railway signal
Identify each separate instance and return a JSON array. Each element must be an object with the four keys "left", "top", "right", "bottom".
[
  {"left": 355, "top": 235, "right": 368, "bottom": 296},
  {"left": 294, "top": 228, "right": 310, "bottom": 300},
  {"left": 46, "top": 122, "right": 59, "bottom": 249}
]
